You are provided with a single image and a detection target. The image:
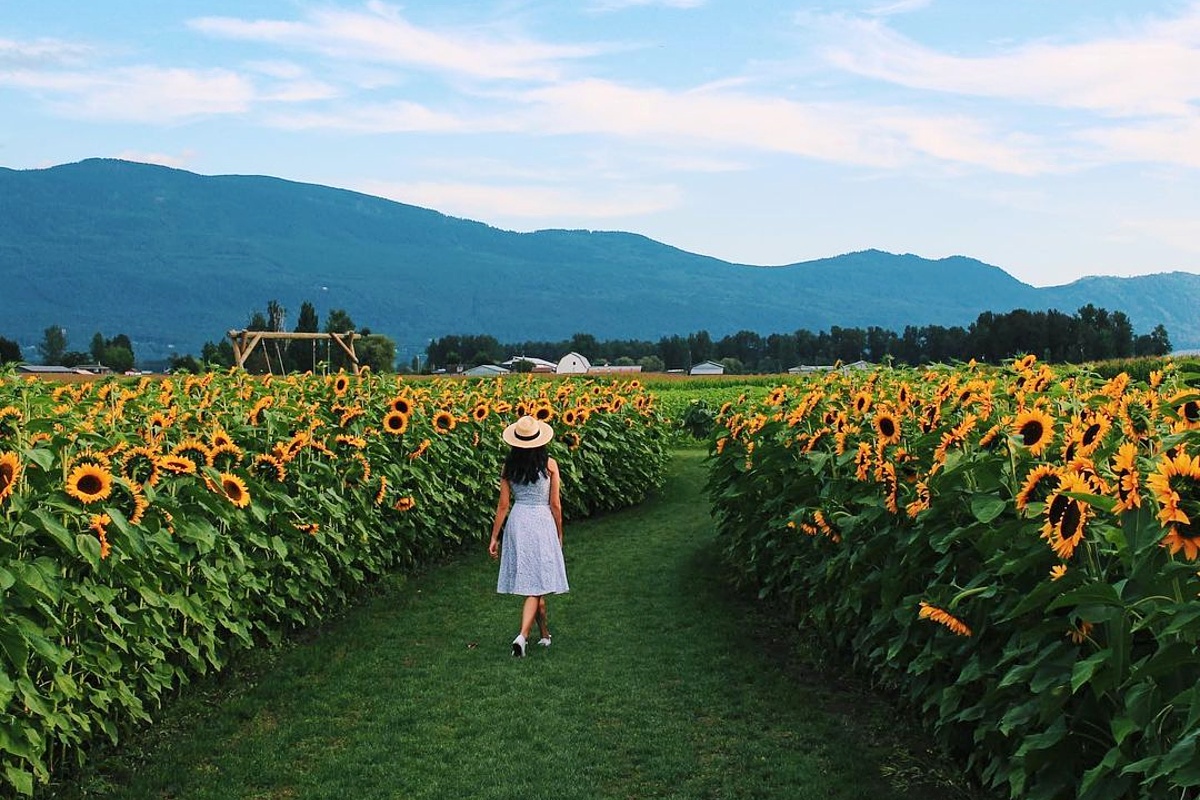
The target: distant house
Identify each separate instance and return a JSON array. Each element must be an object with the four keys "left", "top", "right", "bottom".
[
  {"left": 501, "top": 355, "right": 557, "bottom": 373},
  {"left": 689, "top": 360, "right": 725, "bottom": 376},
  {"left": 464, "top": 364, "right": 510, "bottom": 377},
  {"left": 556, "top": 352, "right": 592, "bottom": 374}
]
